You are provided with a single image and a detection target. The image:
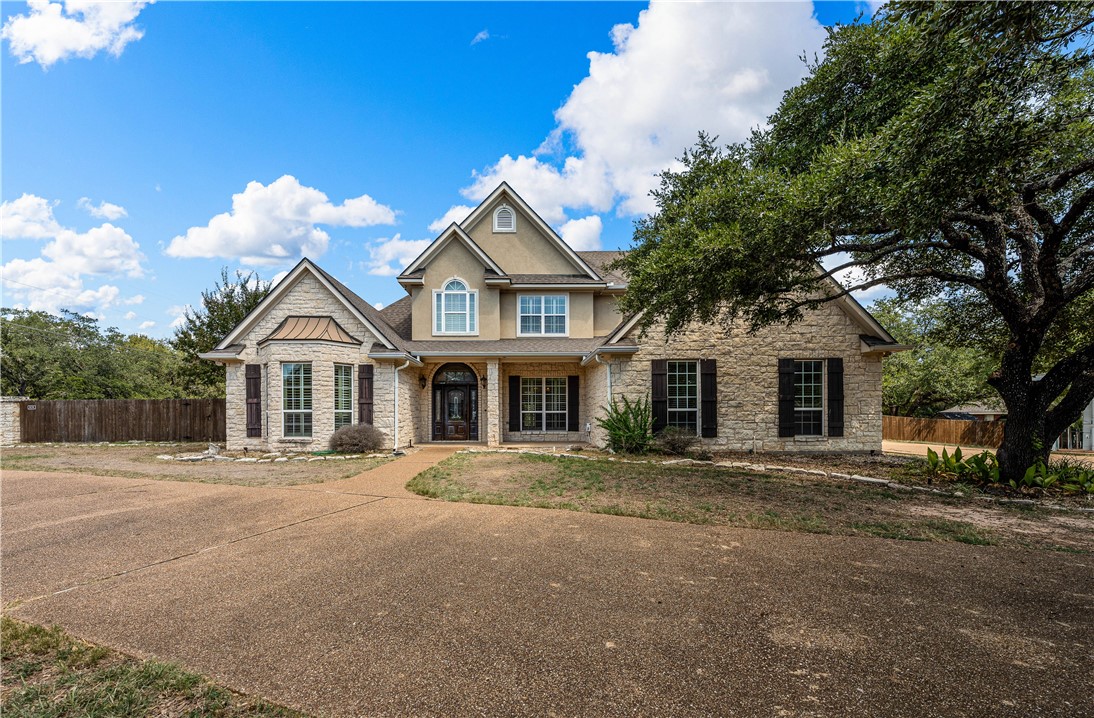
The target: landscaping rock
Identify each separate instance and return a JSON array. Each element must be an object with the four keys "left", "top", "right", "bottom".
[
  {"left": 308, "top": 457, "right": 325, "bottom": 462},
  {"left": 262, "top": 453, "right": 281, "bottom": 458},
  {"left": 849, "top": 475, "right": 889, "bottom": 485},
  {"left": 235, "top": 457, "right": 258, "bottom": 463},
  {"left": 291, "top": 457, "right": 307, "bottom": 461},
  {"left": 156, "top": 455, "right": 174, "bottom": 461},
  {"left": 212, "top": 456, "right": 234, "bottom": 462},
  {"left": 256, "top": 459, "right": 271, "bottom": 464}
]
